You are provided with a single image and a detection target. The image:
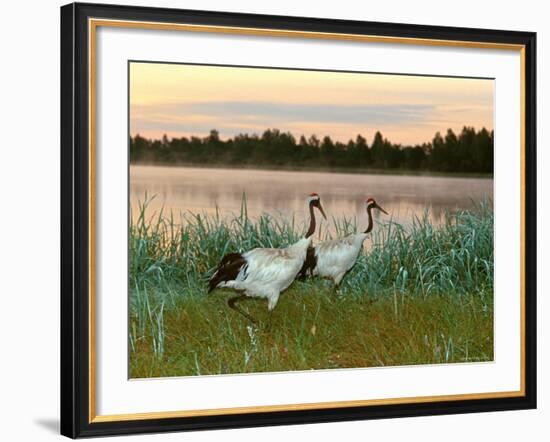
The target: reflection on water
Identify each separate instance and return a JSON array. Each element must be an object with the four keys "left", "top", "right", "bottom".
[{"left": 130, "top": 165, "right": 493, "bottom": 231}]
